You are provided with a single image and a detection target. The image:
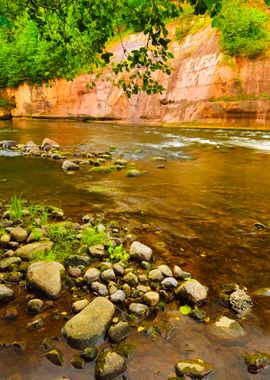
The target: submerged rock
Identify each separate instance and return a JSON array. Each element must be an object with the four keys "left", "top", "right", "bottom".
[
  {"left": 212, "top": 316, "right": 246, "bottom": 338},
  {"left": 27, "top": 298, "right": 44, "bottom": 314},
  {"left": 125, "top": 169, "right": 141, "bottom": 177},
  {"left": 95, "top": 351, "right": 127, "bottom": 380},
  {"left": 244, "top": 352, "right": 270, "bottom": 373},
  {"left": 175, "top": 280, "right": 207, "bottom": 305},
  {"left": 27, "top": 261, "right": 65, "bottom": 299},
  {"left": 62, "top": 297, "right": 115, "bottom": 349},
  {"left": 175, "top": 359, "right": 215, "bottom": 379}
]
